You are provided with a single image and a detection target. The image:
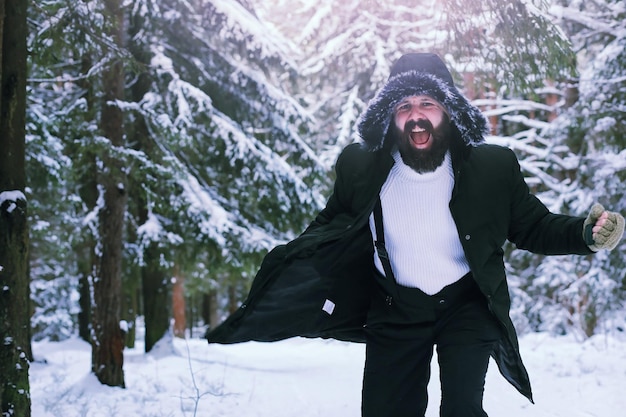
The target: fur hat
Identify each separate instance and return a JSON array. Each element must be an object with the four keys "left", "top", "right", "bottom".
[{"left": 357, "top": 53, "right": 489, "bottom": 151}]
